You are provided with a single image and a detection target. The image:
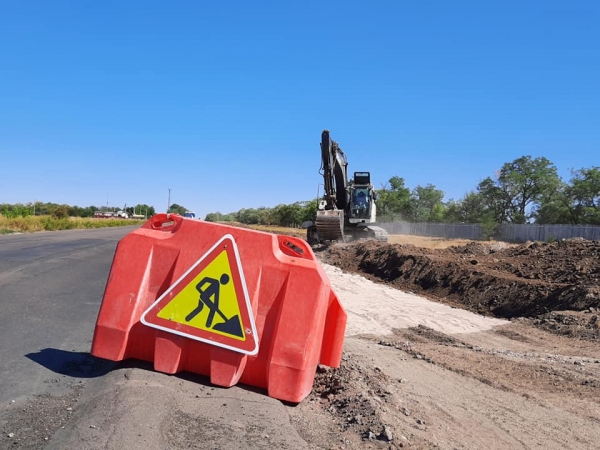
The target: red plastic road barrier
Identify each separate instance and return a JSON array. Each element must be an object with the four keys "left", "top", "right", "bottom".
[{"left": 91, "top": 214, "right": 347, "bottom": 403}]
